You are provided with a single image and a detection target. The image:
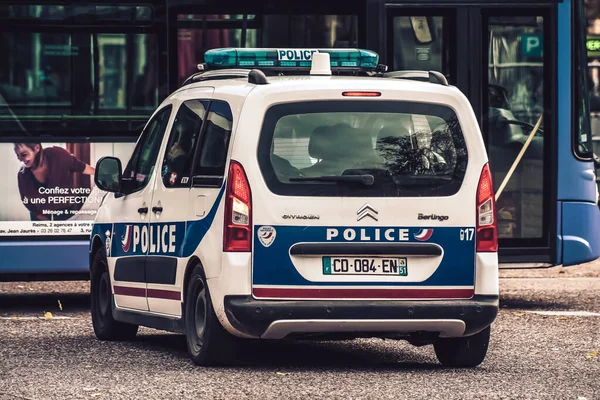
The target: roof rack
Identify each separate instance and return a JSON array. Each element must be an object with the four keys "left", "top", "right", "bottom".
[
  {"left": 383, "top": 70, "right": 449, "bottom": 86},
  {"left": 181, "top": 68, "right": 269, "bottom": 87},
  {"left": 181, "top": 69, "right": 251, "bottom": 86},
  {"left": 181, "top": 66, "right": 448, "bottom": 88}
]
